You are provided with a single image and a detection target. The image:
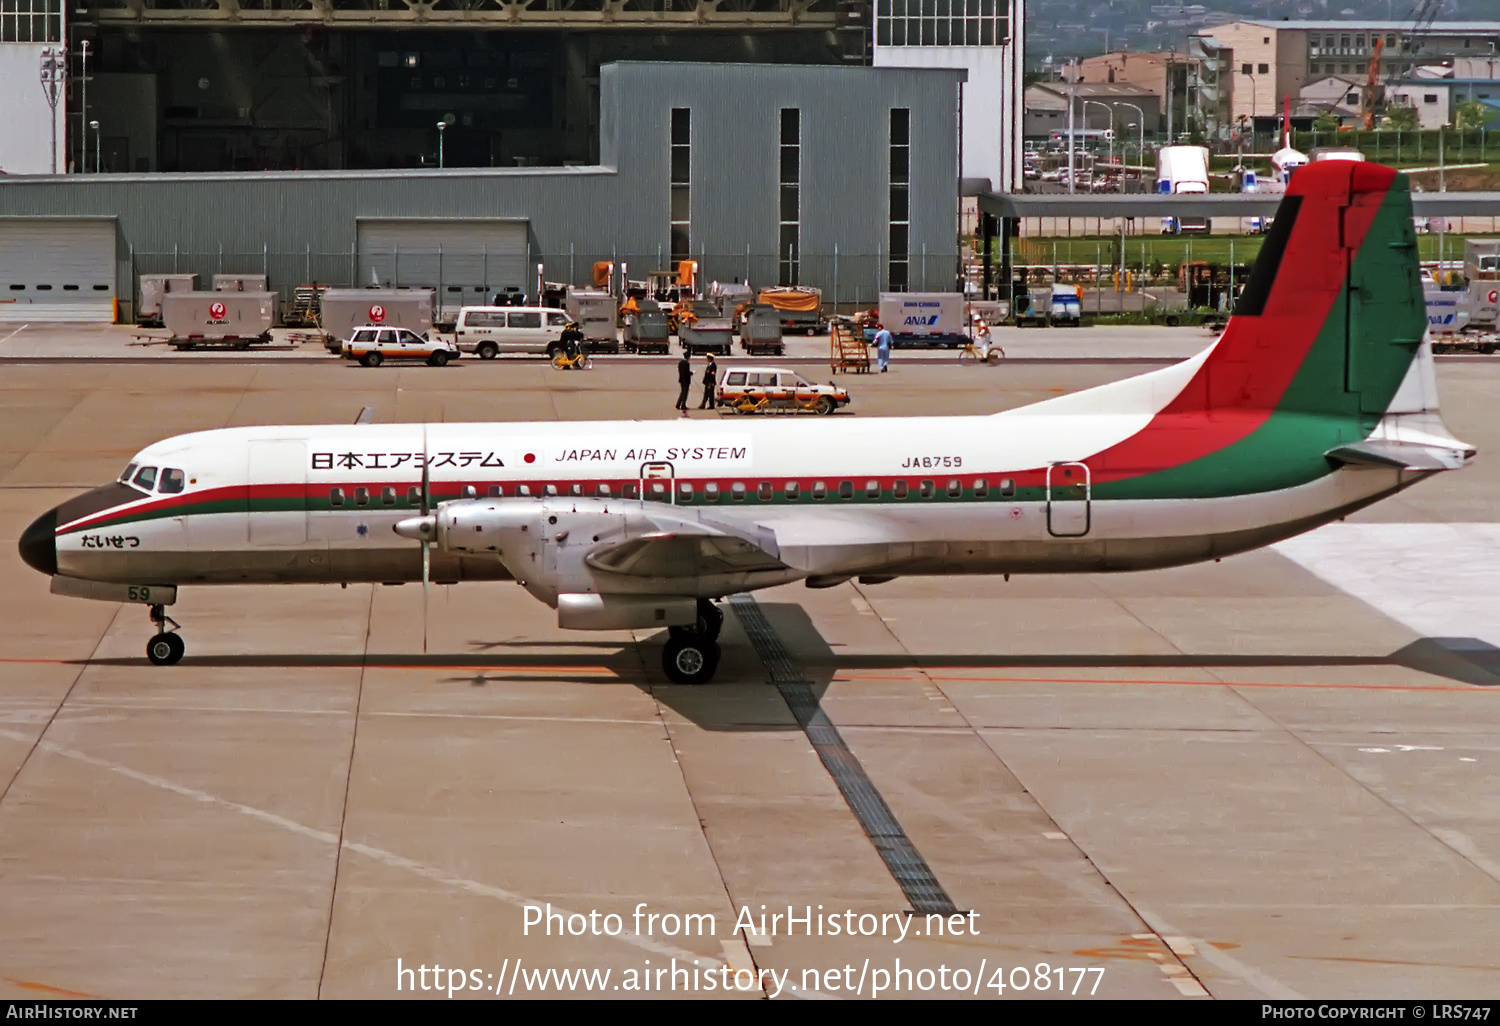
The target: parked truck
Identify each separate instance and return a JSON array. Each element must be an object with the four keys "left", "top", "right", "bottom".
[
  {"left": 1157, "top": 145, "right": 1212, "bottom": 234},
  {"left": 757, "top": 286, "right": 824, "bottom": 335},
  {"left": 878, "top": 292, "right": 970, "bottom": 348}
]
